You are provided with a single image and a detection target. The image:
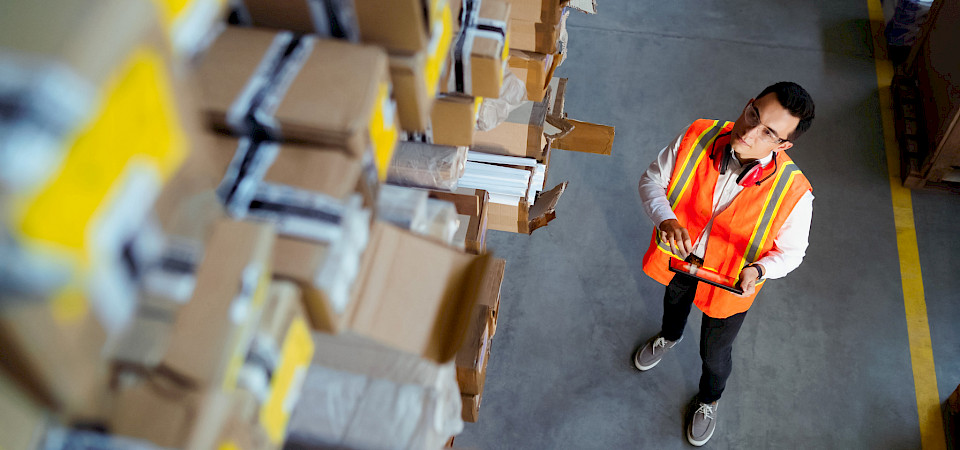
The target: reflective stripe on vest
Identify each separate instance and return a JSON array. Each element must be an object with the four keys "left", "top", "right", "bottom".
[
  {"left": 665, "top": 121, "right": 725, "bottom": 208},
  {"left": 739, "top": 160, "right": 802, "bottom": 267}
]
